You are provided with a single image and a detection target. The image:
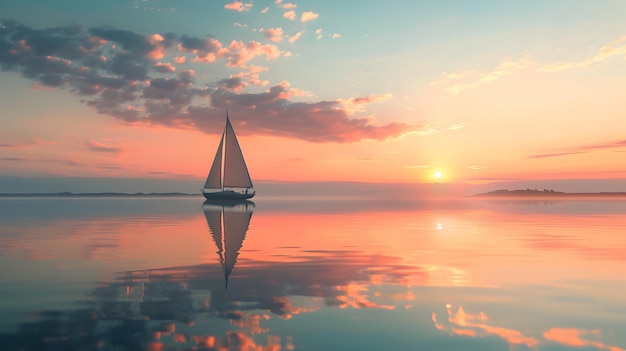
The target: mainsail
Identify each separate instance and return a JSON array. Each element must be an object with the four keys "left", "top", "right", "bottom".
[
  {"left": 203, "top": 114, "right": 253, "bottom": 190},
  {"left": 223, "top": 118, "right": 253, "bottom": 188}
]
